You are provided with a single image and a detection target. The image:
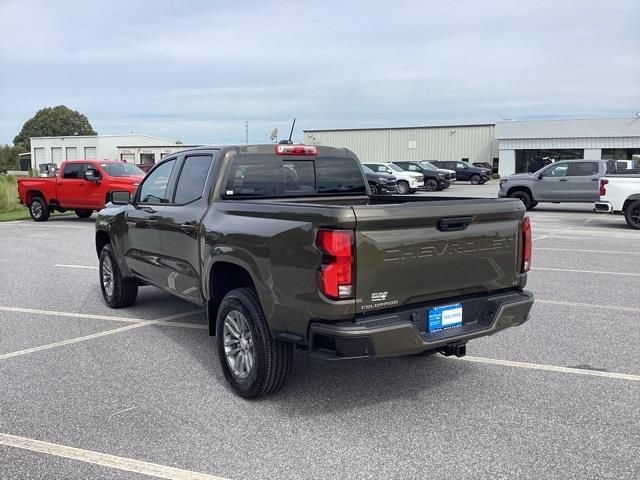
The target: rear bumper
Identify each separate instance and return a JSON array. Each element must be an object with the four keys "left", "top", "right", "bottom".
[
  {"left": 594, "top": 201, "right": 613, "bottom": 213},
  {"left": 309, "top": 290, "right": 533, "bottom": 360}
]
